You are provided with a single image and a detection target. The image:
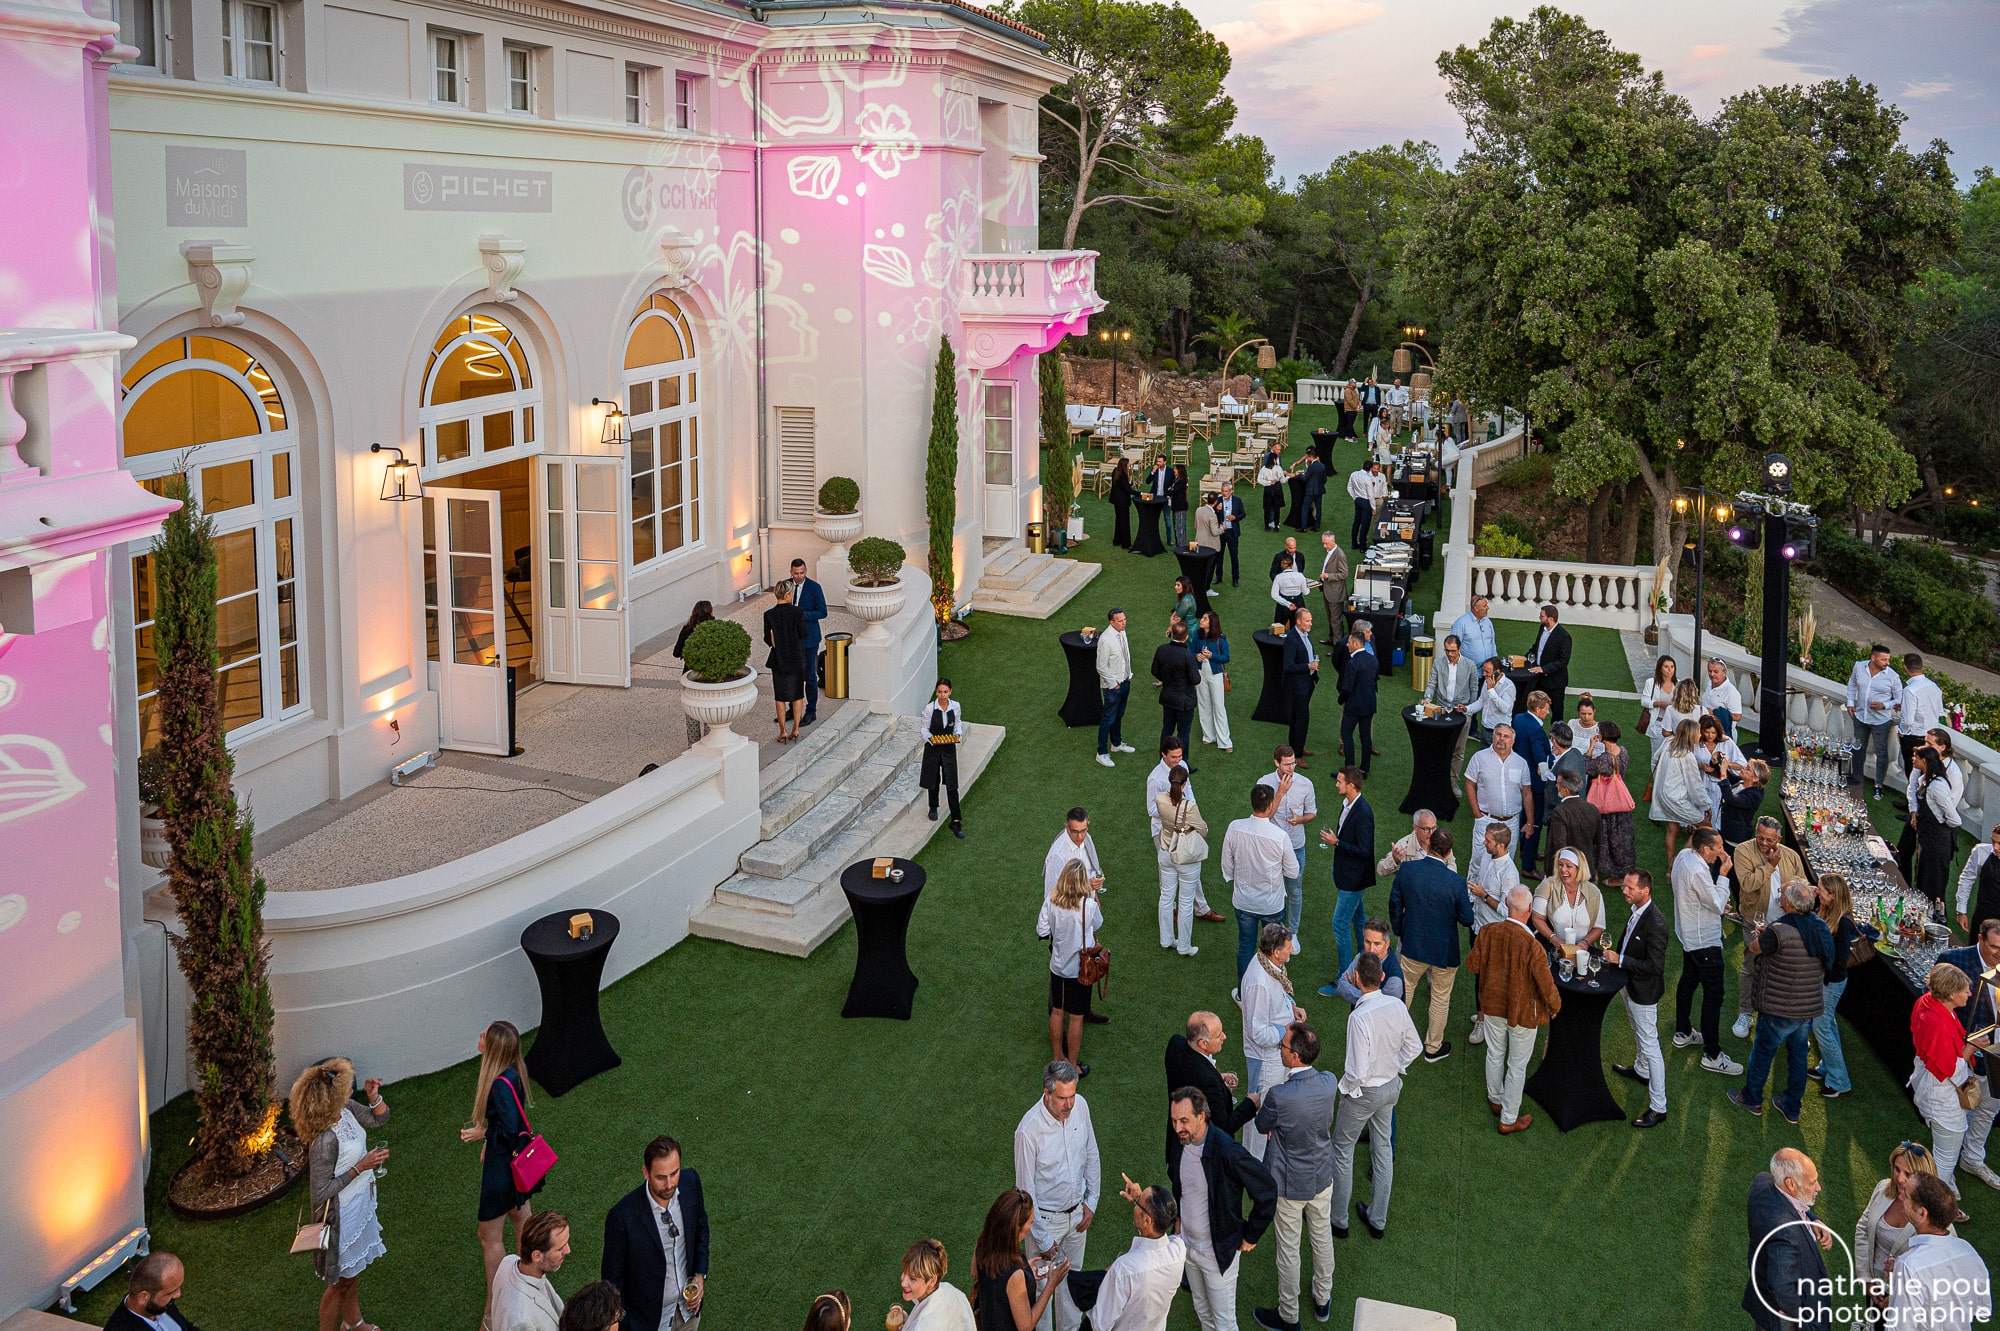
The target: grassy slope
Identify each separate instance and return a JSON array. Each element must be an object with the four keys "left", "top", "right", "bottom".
[{"left": 87, "top": 406, "right": 1986, "bottom": 1330}]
